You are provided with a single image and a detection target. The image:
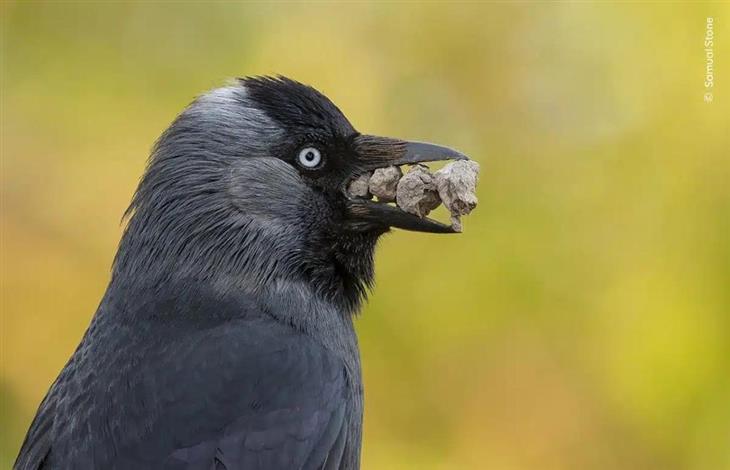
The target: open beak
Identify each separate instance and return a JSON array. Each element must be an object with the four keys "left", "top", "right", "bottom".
[{"left": 345, "top": 135, "right": 469, "bottom": 234}]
